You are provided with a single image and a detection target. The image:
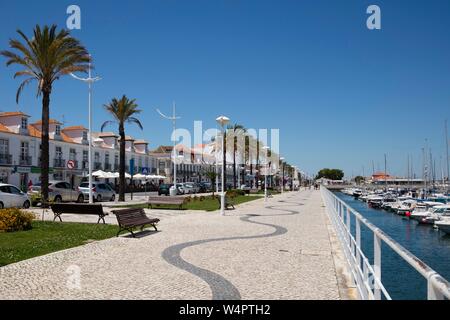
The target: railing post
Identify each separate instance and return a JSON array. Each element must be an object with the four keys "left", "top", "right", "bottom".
[
  {"left": 374, "top": 233, "right": 382, "bottom": 300},
  {"left": 428, "top": 273, "right": 445, "bottom": 300},
  {"left": 356, "top": 218, "right": 361, "bottom": 268},
  {"left": 346, "top": 208, "right": 351, "bottom": 232}
]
